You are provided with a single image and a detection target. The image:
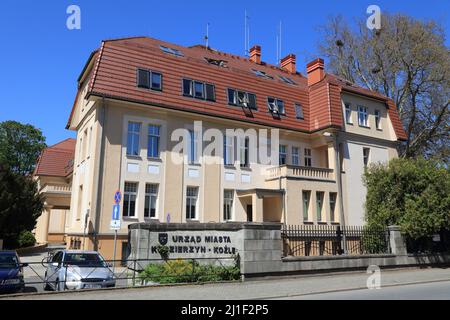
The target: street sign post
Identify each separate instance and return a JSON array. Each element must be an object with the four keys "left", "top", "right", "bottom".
[{"left": 111, "top": 195, "right": 121, "bottom": 273}]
